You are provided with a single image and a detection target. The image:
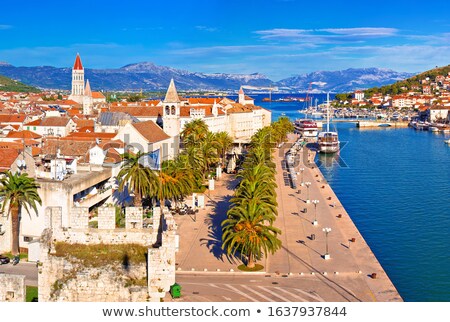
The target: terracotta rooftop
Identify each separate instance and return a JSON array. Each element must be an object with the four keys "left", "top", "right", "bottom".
[
  {"left": 74, "top": 119, "right": 94, "bottom": 129},
  {"left": 132, "top": 120, "right": 170, "bottom": 143},
  {"left": 0, "top": 148, "right": 19, "bottom": 172},
  {"left": 0, "top": 114, "right": 27, "bottom": 123},
  {"left": 65, "top": 132, "right": 116, "bottom": 140},
  {"left": 42, "top": 138, "right": 94, "bottom": 159},
  {"left": 6, "top": 130, "right": 42, "bottom": 139},
  {"left": 92, "top": 91, "right": 105, "bottom": 99},
  {"left": 109, "top": 106, "right": 163, "bottom": 117},
  {"left": 25, "top": 117, "right": 72, "bottom": 127}
]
